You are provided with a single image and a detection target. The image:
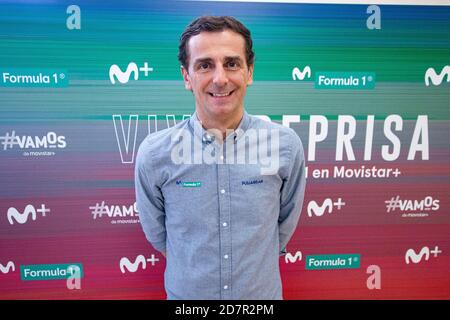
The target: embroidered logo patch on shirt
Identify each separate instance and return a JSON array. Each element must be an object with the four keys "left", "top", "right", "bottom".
[
  {"left": 176, "top": 181, "right": 202, "bottom": 187},
  {"left": 241, "top": 179, "right": 263, "bottom": 186}
]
